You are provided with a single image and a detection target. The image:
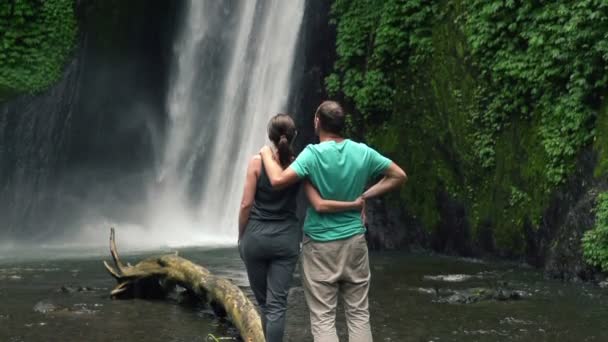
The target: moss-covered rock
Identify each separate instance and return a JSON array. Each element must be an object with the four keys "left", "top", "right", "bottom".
[{"left": 327, "top": 0, "right": 608, "bottom": 266}]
